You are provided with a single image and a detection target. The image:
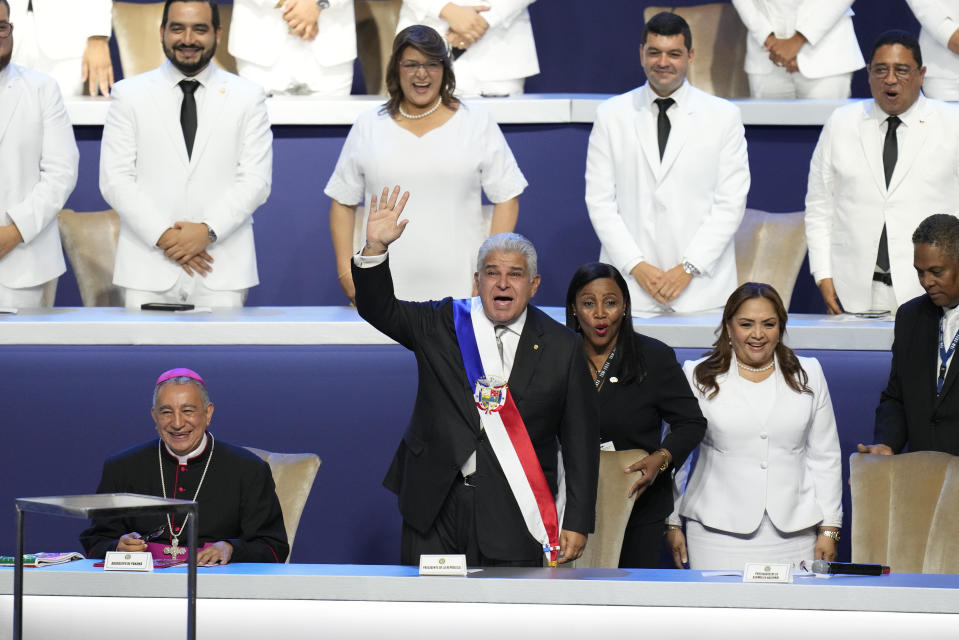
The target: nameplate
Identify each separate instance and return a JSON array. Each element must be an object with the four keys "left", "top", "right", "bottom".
[
  {"left": 743, "top": 563, "right": 792, "bottom": 583},
  {"left": 104, "top": 551, "right": 154, "bottom": 571},
  {"left": 418, "top": 554, "right": 467, "bottom": 576},
  {"left": 600, "top": 441, "right": 616, "bottom": 452}
]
